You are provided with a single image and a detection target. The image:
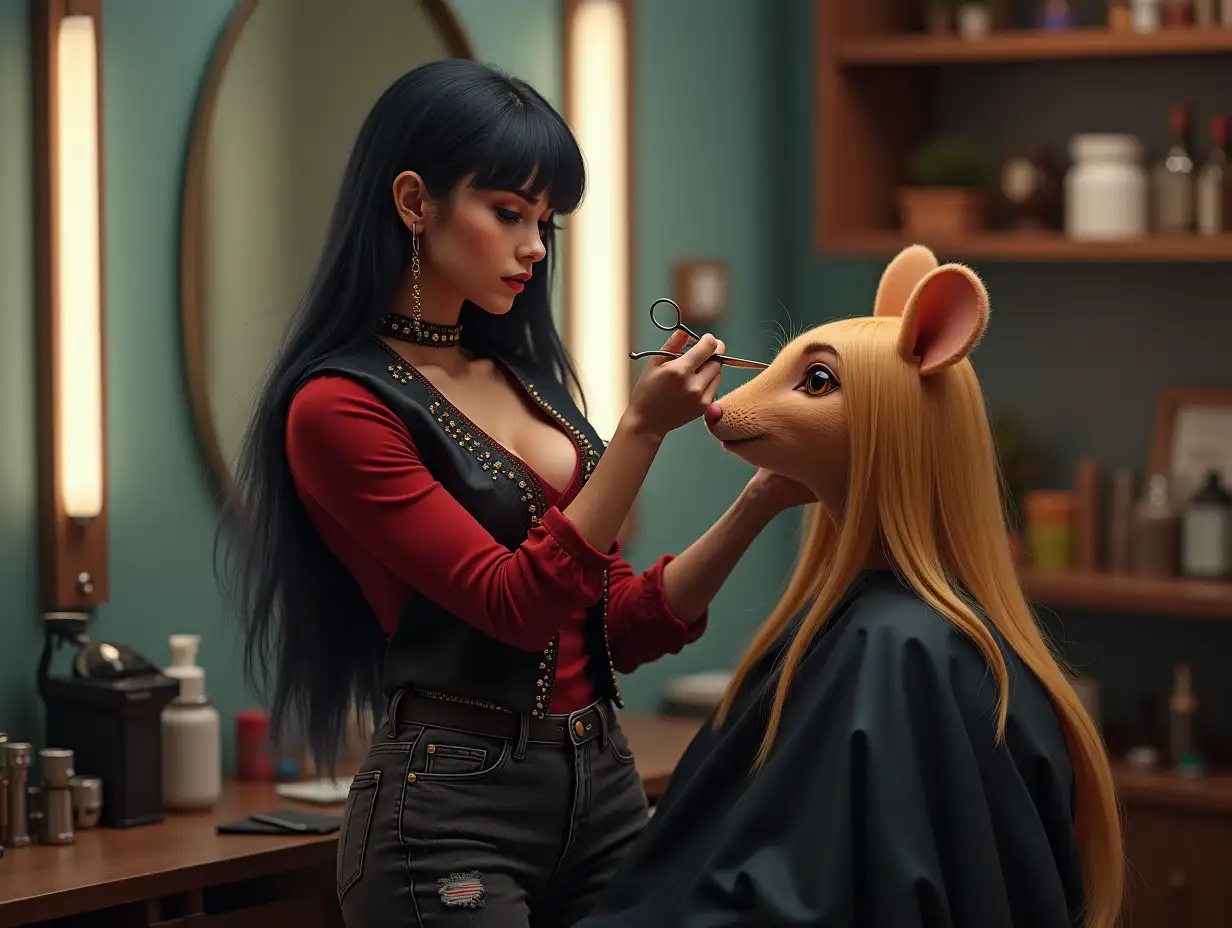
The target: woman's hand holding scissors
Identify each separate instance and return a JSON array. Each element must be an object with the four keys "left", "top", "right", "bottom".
[
  {"left": 624, "top": 328, "right": 725, "bottom": 442},
  {"left": 628, "top": 298, "right": 769, "bottom": 371}
]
